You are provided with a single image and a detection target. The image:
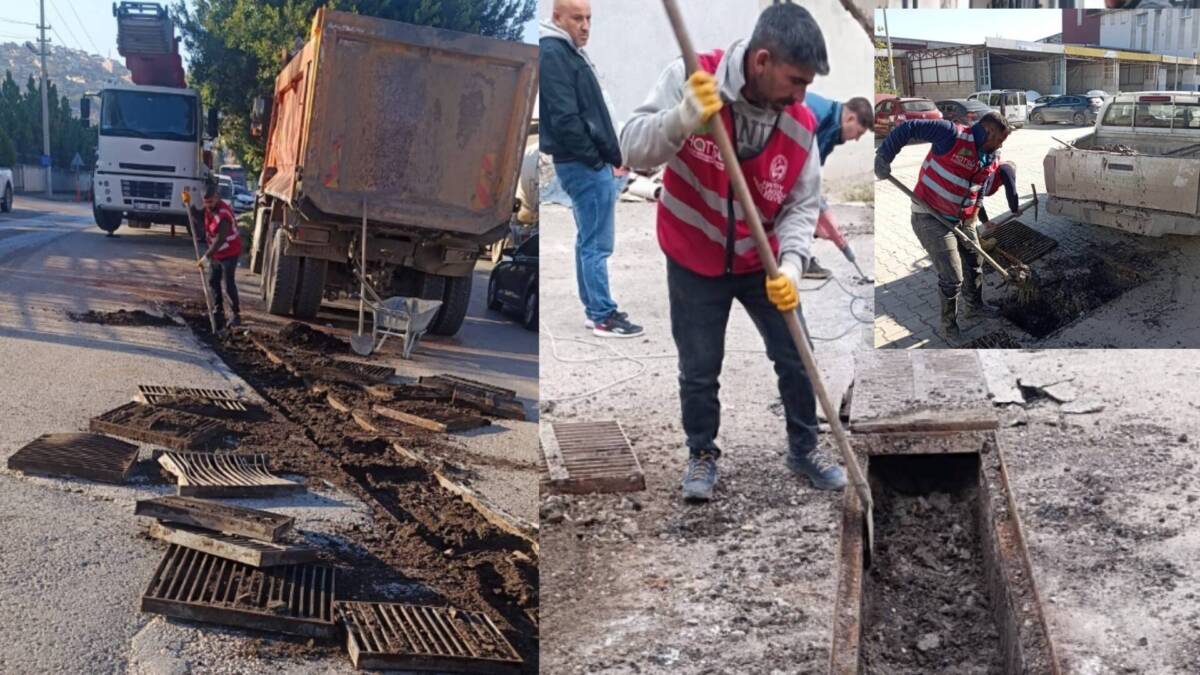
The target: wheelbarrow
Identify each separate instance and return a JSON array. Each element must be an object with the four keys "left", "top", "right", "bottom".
[{"left": 353, "top": 276, "right": 443, "bottom": 359}]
